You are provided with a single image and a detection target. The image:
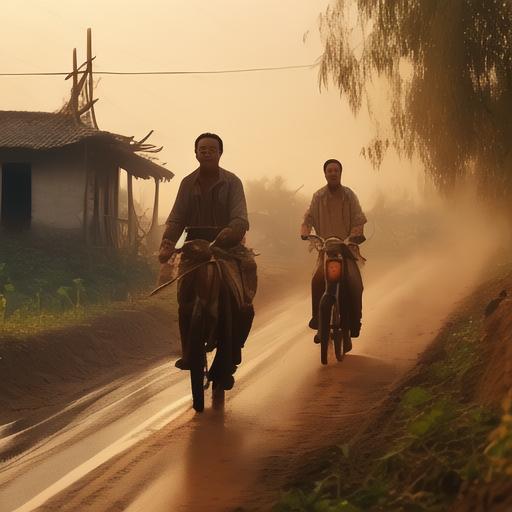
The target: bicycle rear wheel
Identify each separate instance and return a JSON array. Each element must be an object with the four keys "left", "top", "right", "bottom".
[
  {"left": 212, "top": 380, "right": 225, "bottom": 409},
  {"left": 189, "top": 299, "right": 206, "bottom": 412}
]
